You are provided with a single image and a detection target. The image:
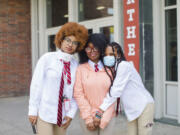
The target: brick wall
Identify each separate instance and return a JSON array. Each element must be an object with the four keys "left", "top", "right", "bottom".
[{"left": 0, "top": 0, "right": 31, "bottom": 97}]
